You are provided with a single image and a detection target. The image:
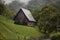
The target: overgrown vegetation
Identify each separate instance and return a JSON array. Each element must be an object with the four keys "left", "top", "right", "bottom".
[
  {"left": 0, "top": 15, "right": 41, "bottom": 40},
  {"left": 30, "top": 4, "right": 60, "bottom": 38},
  {"left": 0, "top": 1, "right": 60, "bottom": 40},
  {"left": 0, "top": 3, "right": 15, "bottom": 19},
  {"left": 50, "top": 32, "right": 60, "bottom": 40},
  {"left": 0, "top": 2, "right": 41, "bottom": 40},
  {"left": 38, "top": 4, "right": 60, "bottom": 34},
  {"left": 0, "top": 3, "right": 5, "bottom": 15}
]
